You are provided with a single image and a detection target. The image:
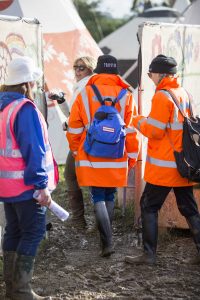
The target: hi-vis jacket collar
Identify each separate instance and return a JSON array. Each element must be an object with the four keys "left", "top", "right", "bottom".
[{"left": 87, "top": 74, "right": 130, "bottom": 89}]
